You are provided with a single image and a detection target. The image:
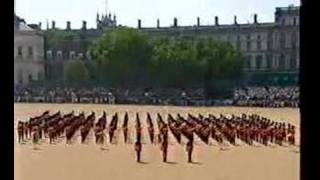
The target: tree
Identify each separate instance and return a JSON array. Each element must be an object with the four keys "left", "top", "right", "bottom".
[
  {"left": 65, "top": 59, "right": 89, "bottom": 84},
  {"left": 90, "top": 28, "right": 153, "bottom": 87},
  {"left": 89, "top": 28, "right": 244, "bottom": 98}
]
